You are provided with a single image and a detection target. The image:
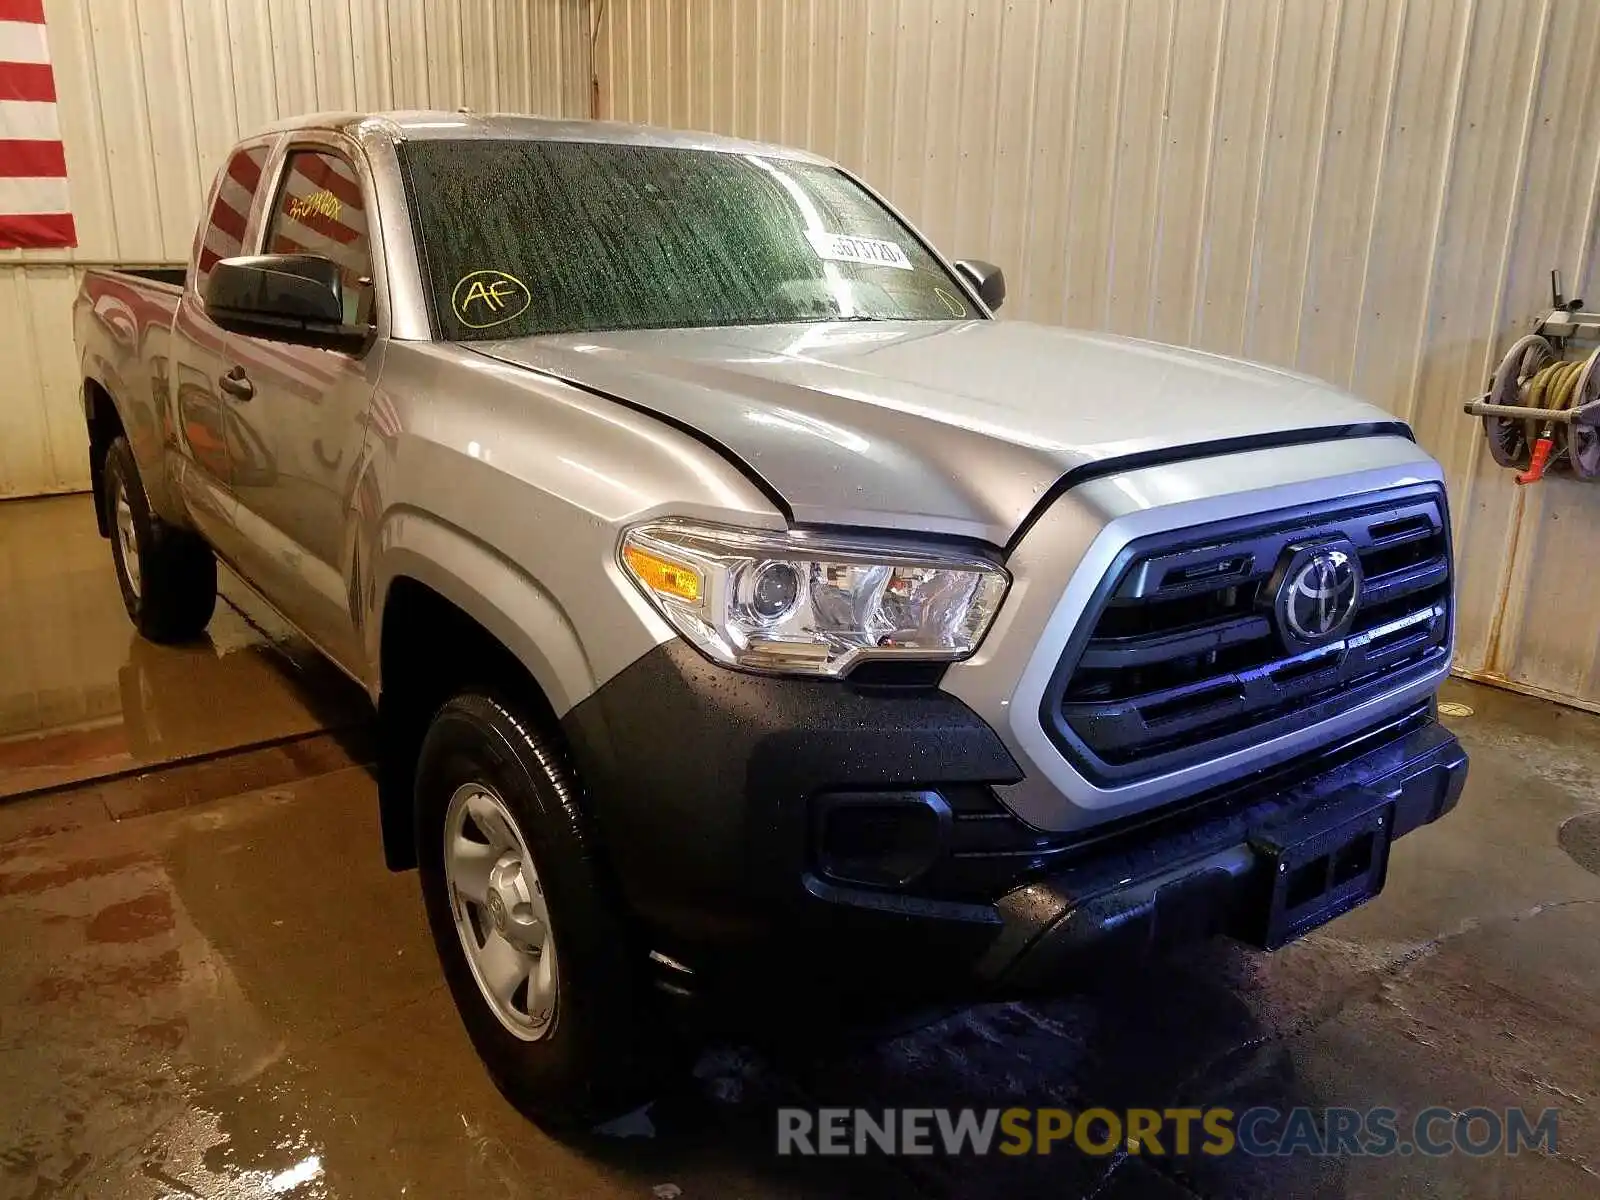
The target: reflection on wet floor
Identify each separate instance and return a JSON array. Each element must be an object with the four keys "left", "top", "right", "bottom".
[
  {"left": 0, "top": 495, "right": 367, "bottom": 798},
  {"left": 1, "top": 679, "right": 1598, "bottom": 1198}
]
